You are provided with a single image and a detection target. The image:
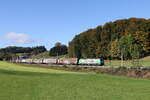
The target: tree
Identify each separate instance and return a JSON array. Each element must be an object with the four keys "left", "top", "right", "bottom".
[
  {"left": 118, "top": 34, "right": 143, "bottom": 66},
  {"left": 118, "top": 34, "right": 135, "bottom": 60},
  {"left": 133, "top": 31, "right": 150, "bottom": 54},
  {"left": 109, "top": 39, "right": 120, "bottom": 59},
  {"left": 130, "top": 44, "right": 143, "bottom": 67},
  {"left": 49, "top": 42, "right": 68, "bottom": 57},
  {"left": 31, "top": 46, "right": 47, "bottom": 55},
  {"left": 0, "top": 51, "right": 13, "bottom": 61}
]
